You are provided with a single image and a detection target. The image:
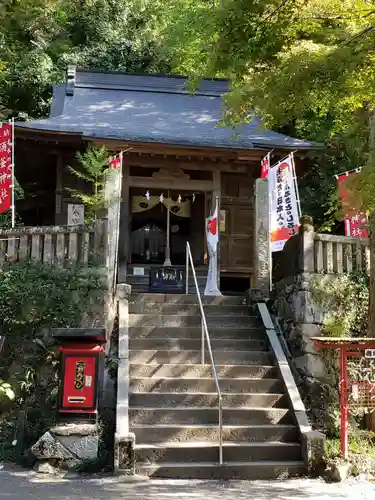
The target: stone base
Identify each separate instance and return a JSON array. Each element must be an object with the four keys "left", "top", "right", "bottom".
[
  {"left": 301, "top": 430, "right": 325, "bottom": 474},
  {"left": 114, "top": 432, "right": 135, "bottom": 474},
  {"left": 247, "top": 288, "right": 269, "bottom": 304},
  {"left": 31, "top": 423, "right": 99, "bottom": 470}
]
